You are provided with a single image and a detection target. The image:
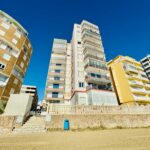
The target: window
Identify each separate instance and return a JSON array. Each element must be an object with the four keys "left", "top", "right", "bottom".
[
  {"left": 91, "top": 73, "right": 95, "bottom": 77},
  {"left": 52, "top": 92, "right": 58, "bottom": 98},
  {"left": 56, "top": 64, "right": 61, "bottom": 66},
  {"left": 10, "top": 88, "right": 15, "bottom": 95},
  {"left": 53, "top": 84, "right": 59, "bottom": 88},
  {"left": 96, "top": 74, "right": 101, "bottom": 78},
  {"left": 12, "top": 38, "right": 18, "bottom": 45},
  {"left": 3, "top": 54, "right": 11, "bottom": 61},
  {"left": 54, "top": 77, "right": 60, "bottom": 80},
  {"left": 79, "top": 82, "right": 84, "bottom": 87},
  {"left": 0, "top": 30, "right": 5, "bottom": 36},
  {"left": 0, "top": 74, "right": 8, "bottom": 87},
  {"left": 15, "top": 30, "right": 21, "bottom": 38},
  {"left": 20, "top": 62, "right": 24, "bottom": 68},
  {"left": 1, "top": 22, "right": 10, "bottom": 29},
  {"left": 13, "top": 78, "right": 18, "bottom": 85},
  {"left": 0, "top": 43, "right": 6, "bottom": 49},
  {"left": 55, "top": 70, "right": 60, "bottom": 73},
  {"left": 23, "top": 48, "right": 28, "bottom": 56},
  {"left": 12, "top": 67, "right": 24, "bottom": 81},
  {"left": 0, "top": 62, "right": 6, "bottom": 70},
  {"left": 78, "top": 41, "right": 81, "bottom": 44},
  {"left": 23, "top": 55, "right": 27, "bottom": 61}
]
